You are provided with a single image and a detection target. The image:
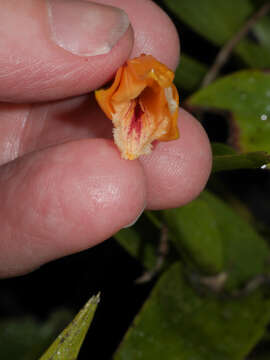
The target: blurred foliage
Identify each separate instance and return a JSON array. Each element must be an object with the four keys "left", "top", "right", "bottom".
[
  {"left": 164, "top": 191, "right": 270, "bottom": 290},
  {"left": 115, "top": 263, "right": 270, "bottom": 360},
  {"left": 2, "top": 1, "right": 270, "bottom": 359},
  {"left": 0, "top": 310, "right": 73, "bottom": 360},
  {"left": 188, "top": 71, "right": 270, "bottom": 153},
  {"left": 164, "top": 0, "right": 270, "bottom": 67},
  {"left": 212, "top": 143, "right": 270, "bottom": 172},
  {"left": 174, "top": 54, "right": 207, "bottom": 91},
  {"left": 114, "top": 226, "right": 158, "bottom": 270}
]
